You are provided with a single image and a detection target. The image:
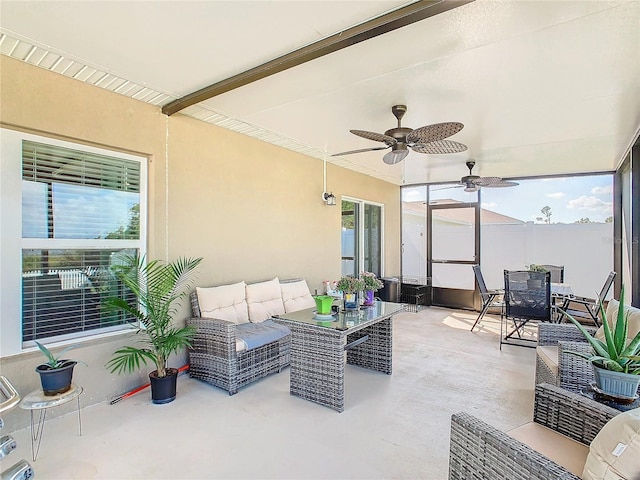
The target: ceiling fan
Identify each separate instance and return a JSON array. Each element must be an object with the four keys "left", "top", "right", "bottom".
[
  {"left": 332, "top": 104, "right": 467, "bottom": 165},
  {"left": 459, "top": 160, "right": 519, "bottom": 192}
]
